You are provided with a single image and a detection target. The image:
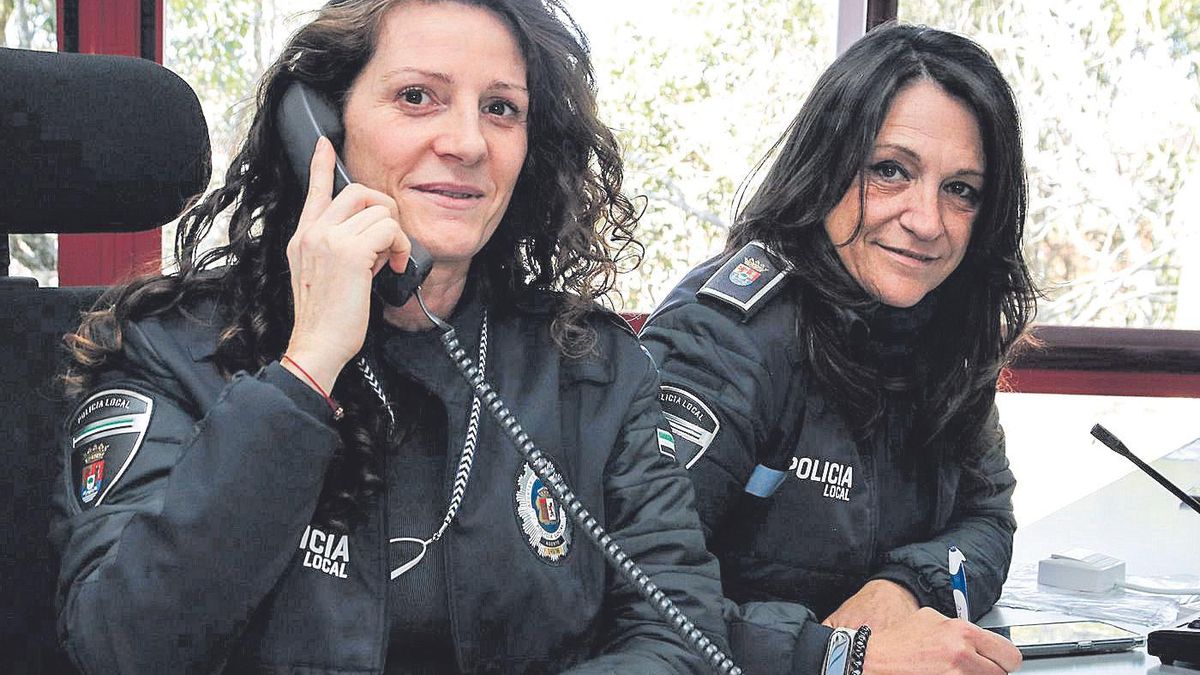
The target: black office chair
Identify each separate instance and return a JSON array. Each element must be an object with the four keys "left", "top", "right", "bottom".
[{"left": 0, "top": 46, "right": 210, "bottom": 674}]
